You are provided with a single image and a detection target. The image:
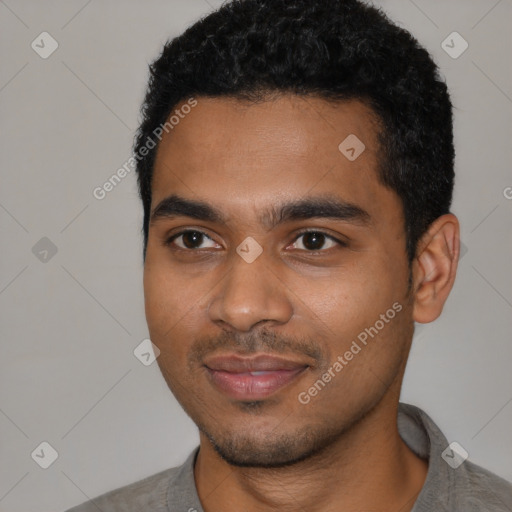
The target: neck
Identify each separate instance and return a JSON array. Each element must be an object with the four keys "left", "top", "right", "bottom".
[{"left": 194, "top": 396, "right": 428, "bottom": 512}]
